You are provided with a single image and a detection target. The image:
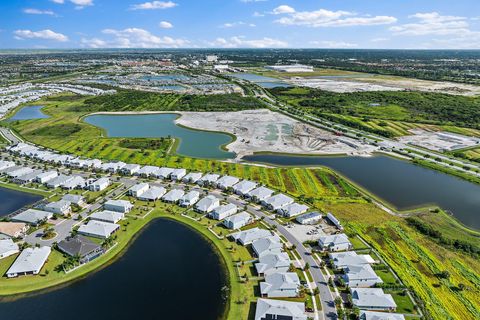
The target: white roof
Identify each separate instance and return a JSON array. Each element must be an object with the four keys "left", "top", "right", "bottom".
[
  {"left": 78, "top": 220, "right": 119, "bottom": 238},
  {"left": 224, "top": 211, "right": 251, "bottom": 225},
  {"left": 105, "top": 199, "right": 132, "bottom": 208},
  {"left": 255, "top": 298, "right": 306, "bottom": 320},
  {"left": 216, "top": 175, "right": 239, "bottom": 187},
  {"left": 329, "top": 251, "right": 375, "bottom": 268},
  {"left": 247, "top": 186, "right": 274, "bottom": 199},
  {"left": 255, "top": 252, "right": 291, "bottom": 275},
  {"left": 129, "top": 183, "right": 149, "bottom": 193},
  {"left": 232, "top": 180, "right": 257, "bottom": 193},
  {"left": 6, "top": 246, "right": 51, "bottom": 275},
  {"left": 231, "top": 227, "right": 272, "bottom": 245},
  {"left": 12, "top": 209, "right": 52, "bottom": 224},
  {"left": 62, "top": 194, "right": 85, "bottom": 204},
  {"left": 279, "top": 203, "right": 309, "bottom": 215},
  {"left": 252, "top": 235, "right": 283, "bottom": 257},
  {"left": 156, "top": 167, "right": 174, "bottom": 178},
  {"left": 351, "top": 288, "right": 396, "bottom": 309},
  {"left": 195, "top": 195, "right": 220, "bottom": 211},
  {"left": 360, "top": 311, "right": 405, "bottom": 320},
  {"left": 199, "top": 173, "right": 220, "bottom": 183},
  {"left": 182, "top": 172, "right": 202, "bottom": 182},
  {"left": 162, "top": 189, "right": 185, "bottom": 201},
  {"left": 213, "top": 203, "right": 237, "bottom": 215},
  {"left": 0, "top": 238, "right": 19, "bottom": 256},
  {"left": 260, "top": 272, "right": 300, "bottom": 297},
  {"left": 139, "top": 186, "right": 166, "bottom": 200},
  {"left": 263, "top": 194, "right": 294, "bottom": 208},
  {"left": 319, "top": 233, "right": 351, "bottom": 246},
  {"left": 345, "top": 264, "right": 382, "bottom": 282},
  {"left": 90, "top": 210, "right": 124, "bottom": 223},
  {"left": 181, "top": 190, "right": 200, "bottom": 202}
]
